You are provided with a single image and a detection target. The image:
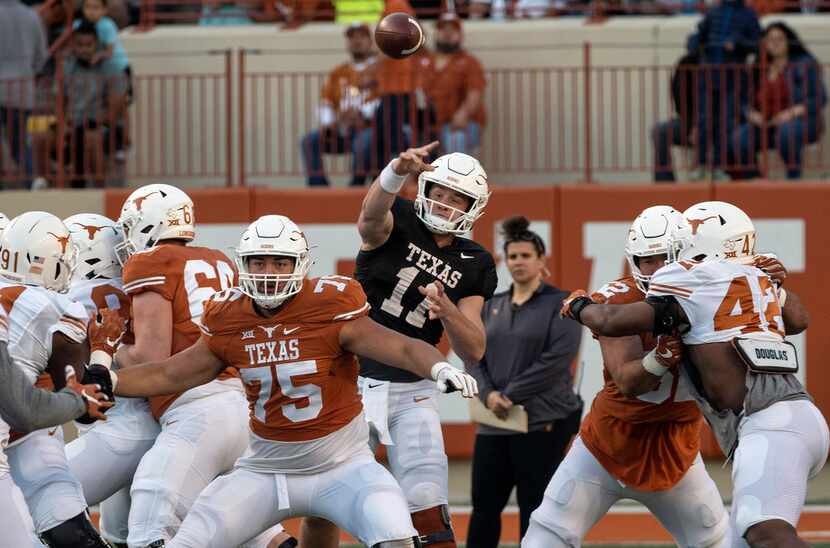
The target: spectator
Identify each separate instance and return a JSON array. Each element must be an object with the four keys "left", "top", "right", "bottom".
[
  {"left": 199, "top": 0, "right": 255, "bottom": 25},
  {"left": 76, "top": 0, "right": 132, "bottom": 86},
  {"left": 467, "top": 216, "right": 583, "bottom": 548},
  {"left": 651, "top": 52, "right": 699, "bottom": 182},
  {"left": 32, "top": 20, "right": 129, "bottom": 188},
  {"left": 300, "top": 22, "right": 377, "bottom": 186},
  {"left": 732, "top": 22, "right": 826, "bottom": 180},
  {"left": 422, "top": 12, "right": 486, "bottom": 155},
  {"left": 0, "top": 0, "right": 47, "bottom": 188},
  {"left": 687, "top": 0, "right": 761, "bottom": 180}
]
